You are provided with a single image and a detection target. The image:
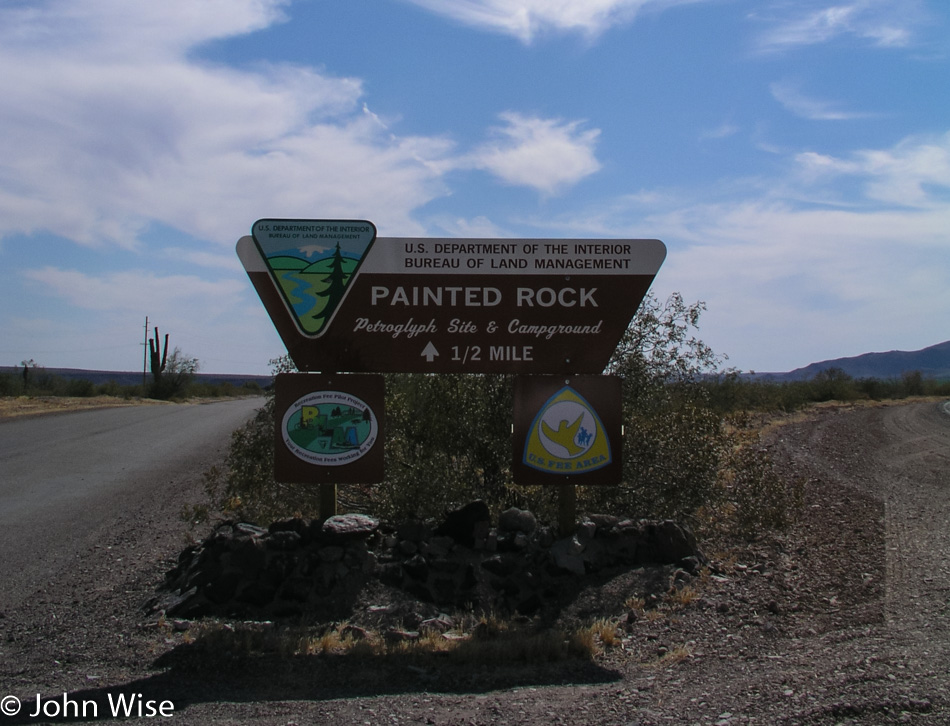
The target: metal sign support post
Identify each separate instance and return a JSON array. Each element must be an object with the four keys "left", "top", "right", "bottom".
[
  {"left": 321, "top": 483, "right": 338, "bottom": 519},
  {"left": 558, "top": 482, "right": 577, "bottom": 537},
  {"left": 319, "top": 369, "right": 338, "bottom": 519}
]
